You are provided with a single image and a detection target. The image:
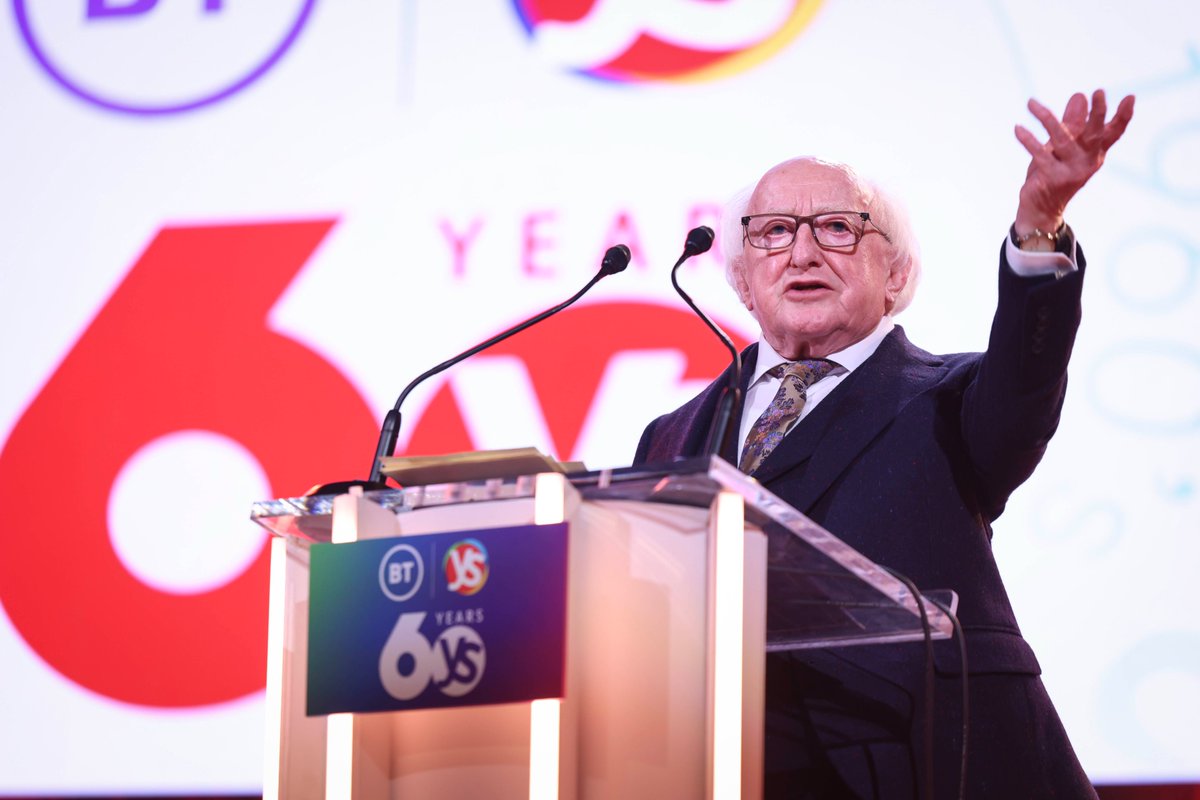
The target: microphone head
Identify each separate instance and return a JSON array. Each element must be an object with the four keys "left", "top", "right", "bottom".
[
  {"left": 684, "top": 226, "right": 715, "bottom": 256},
  {"left": 601, "top": 243, "right": 632, "bottom": 275}
]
